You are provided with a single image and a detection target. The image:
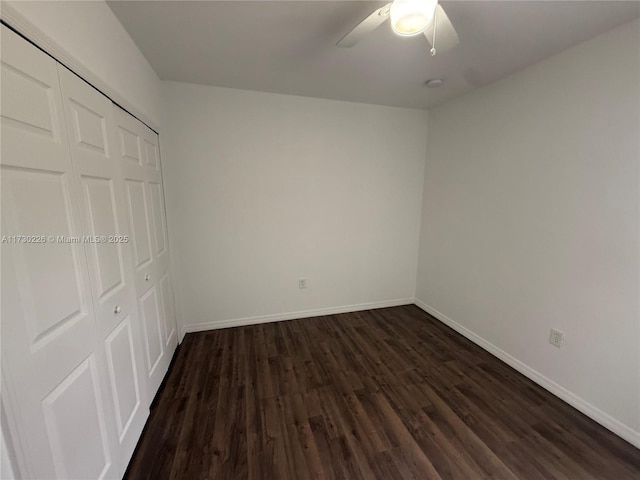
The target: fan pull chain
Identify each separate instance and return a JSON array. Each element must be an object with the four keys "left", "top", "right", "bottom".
[{"left": 430, "top": 6, "right": 438, "bottom": 56}]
